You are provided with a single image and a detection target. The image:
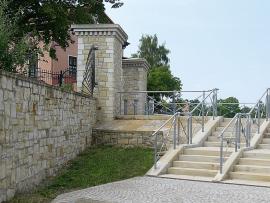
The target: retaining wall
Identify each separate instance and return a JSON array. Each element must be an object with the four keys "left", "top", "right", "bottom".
[{"left": 0, "top": 70, "right": 96, "bottom": 201}]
